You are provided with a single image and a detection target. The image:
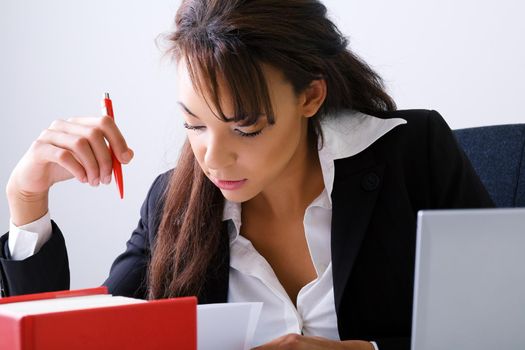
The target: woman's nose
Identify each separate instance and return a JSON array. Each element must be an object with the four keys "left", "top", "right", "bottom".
[{"left": 203, "top": 134, "right": 236, "bottom": 171}]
